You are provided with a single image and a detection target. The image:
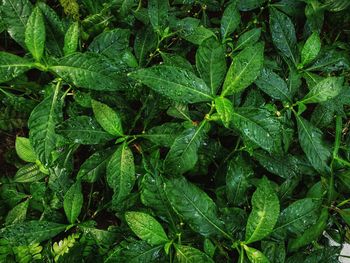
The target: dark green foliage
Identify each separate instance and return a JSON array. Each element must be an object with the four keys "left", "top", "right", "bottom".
[{"left": 0, "top": 0, "right": 350, "bottom": 262}]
